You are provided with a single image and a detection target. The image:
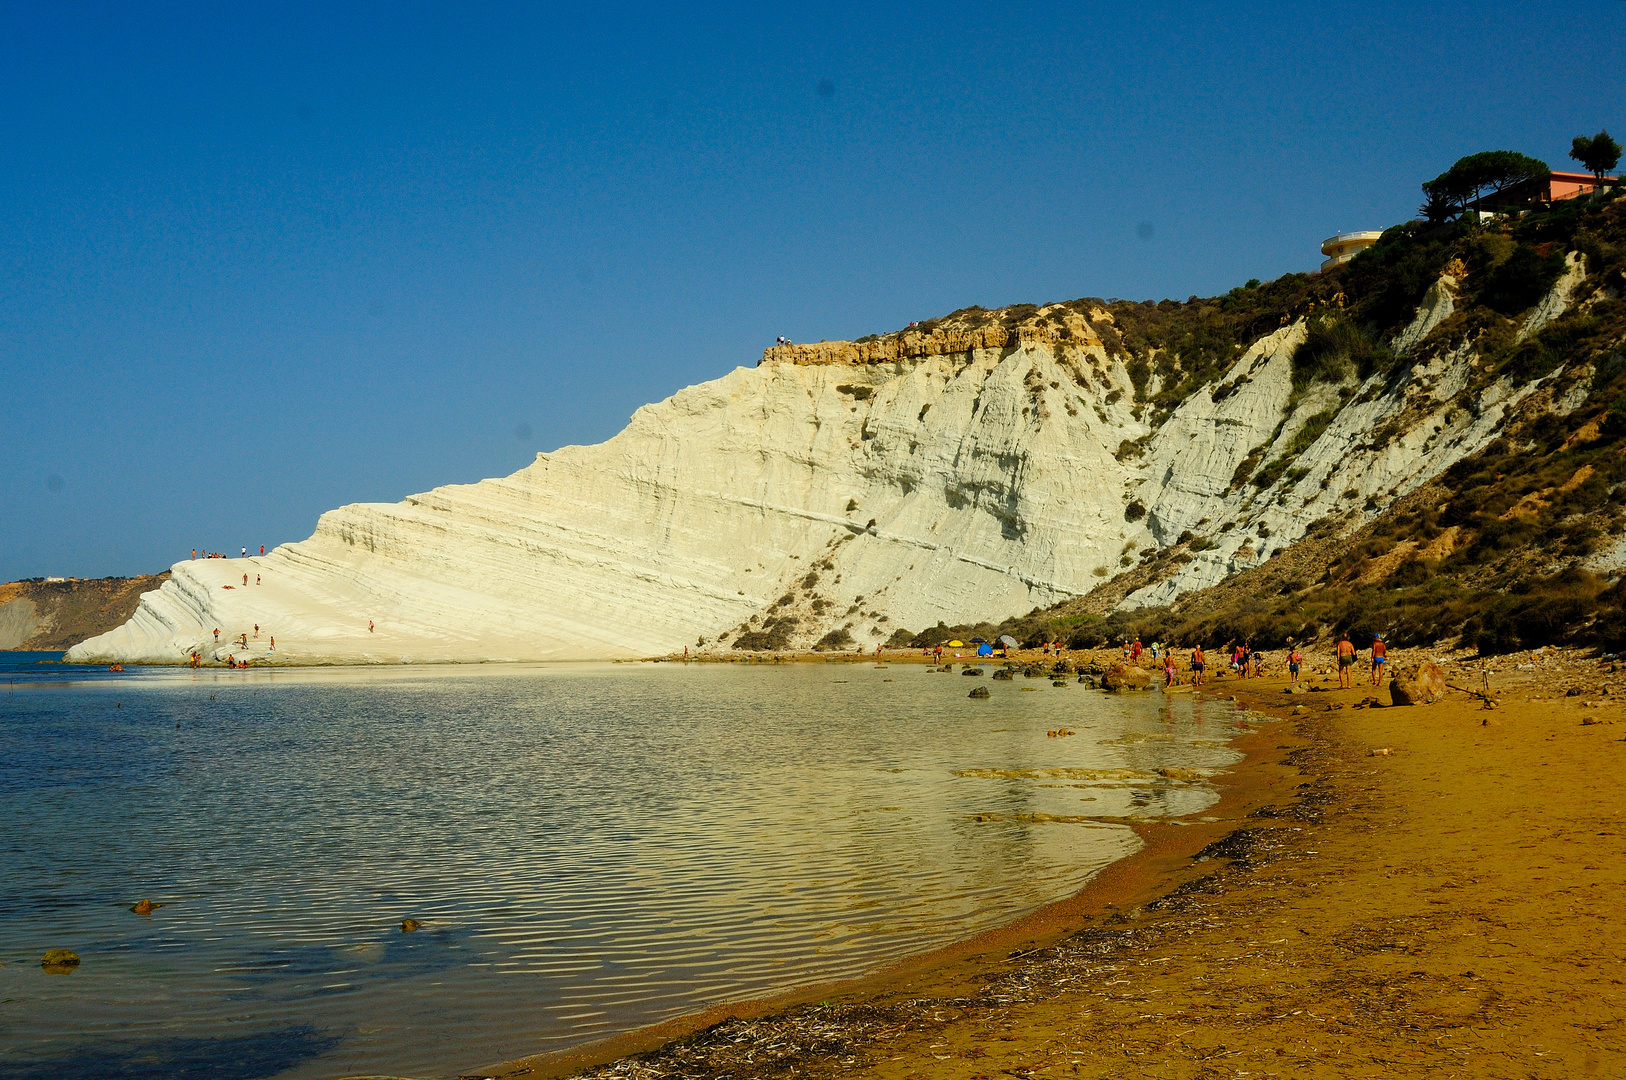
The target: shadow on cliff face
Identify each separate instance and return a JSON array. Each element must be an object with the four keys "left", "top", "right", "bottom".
[{"left": 0, "top": 1026, "right": 340, "bottom": 1080}]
